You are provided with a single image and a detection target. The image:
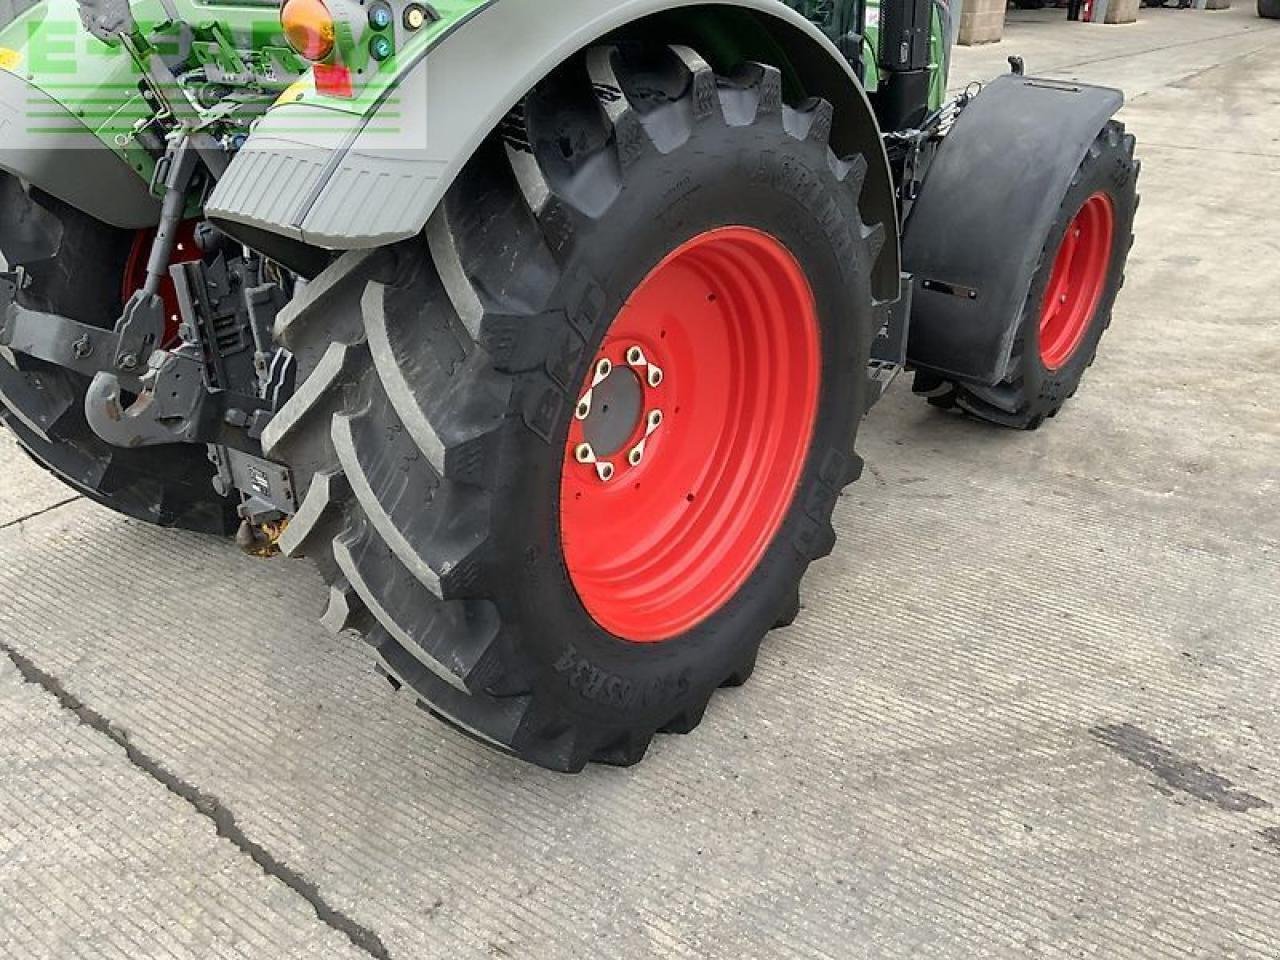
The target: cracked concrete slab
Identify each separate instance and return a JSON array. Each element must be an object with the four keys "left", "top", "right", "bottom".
[
  {"left": 0, "top": 6, "right": 1278, "bottom": 960},
  {"left": 0, "top": 651, "right": 371, "bottom": 960},
  {"left": 0, "top": 431, "right": 78, "bottom": 530}
]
